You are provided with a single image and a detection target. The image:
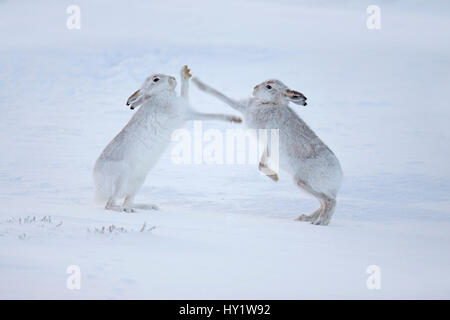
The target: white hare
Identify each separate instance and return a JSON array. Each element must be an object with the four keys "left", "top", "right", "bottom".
[
  {"left": 93, "top": 66, "right": 241, "bottom": 212},
  {"left": 192, "top": 77, "right": 342, "bottom": 225}
]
